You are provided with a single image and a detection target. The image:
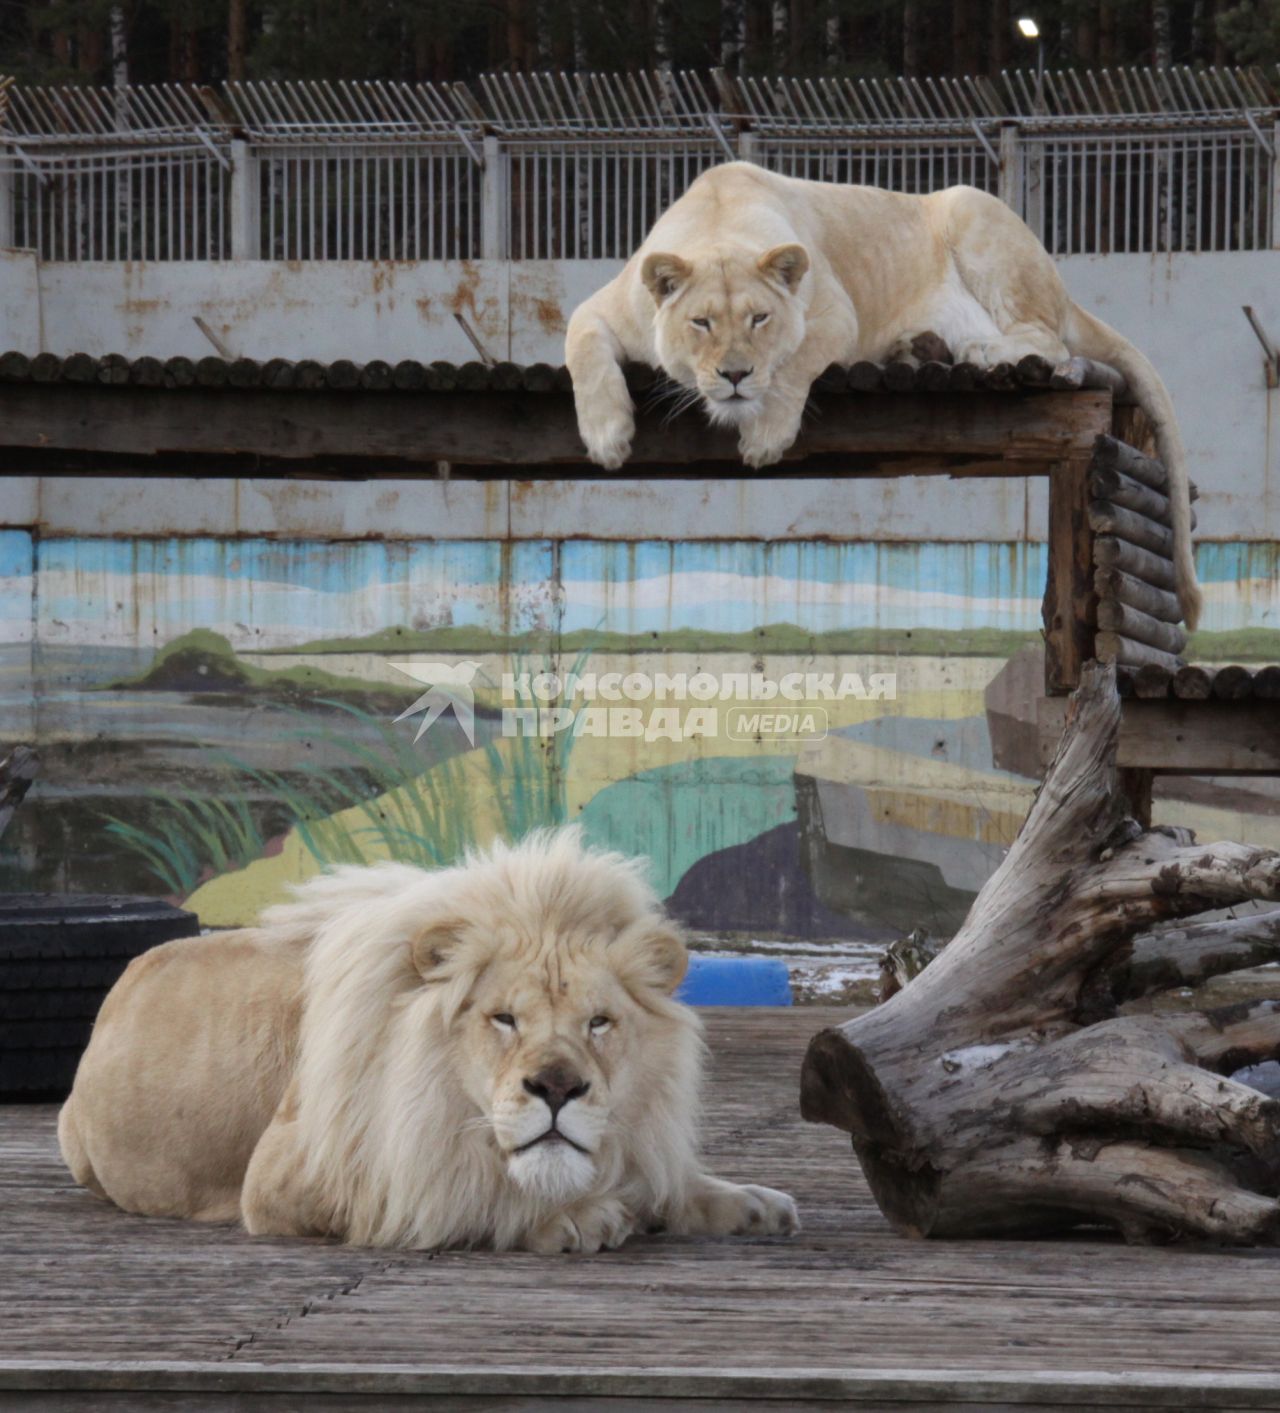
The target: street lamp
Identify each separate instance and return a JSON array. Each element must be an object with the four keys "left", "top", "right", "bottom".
[{"left": 1016, "top": 16, "right": 1045, "bottom": 84}]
